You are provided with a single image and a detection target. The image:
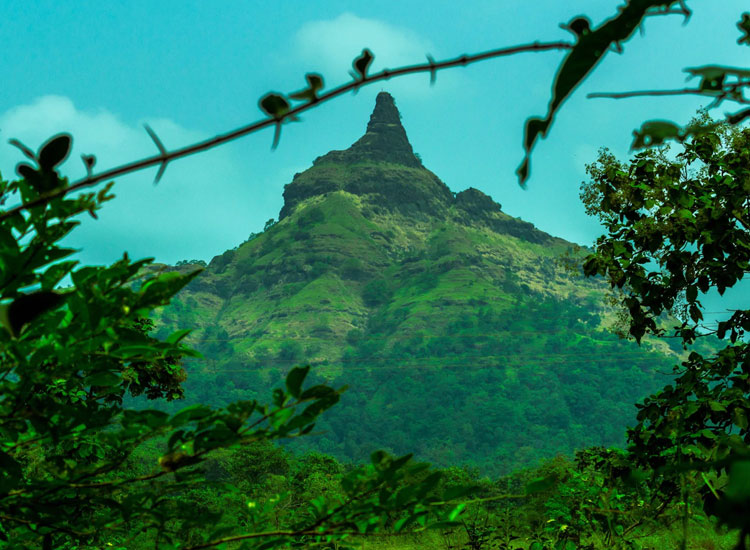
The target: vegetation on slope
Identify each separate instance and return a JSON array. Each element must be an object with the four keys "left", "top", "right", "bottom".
[{"left": 146, "top": 93, "right": 703, "bottom": 475}]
